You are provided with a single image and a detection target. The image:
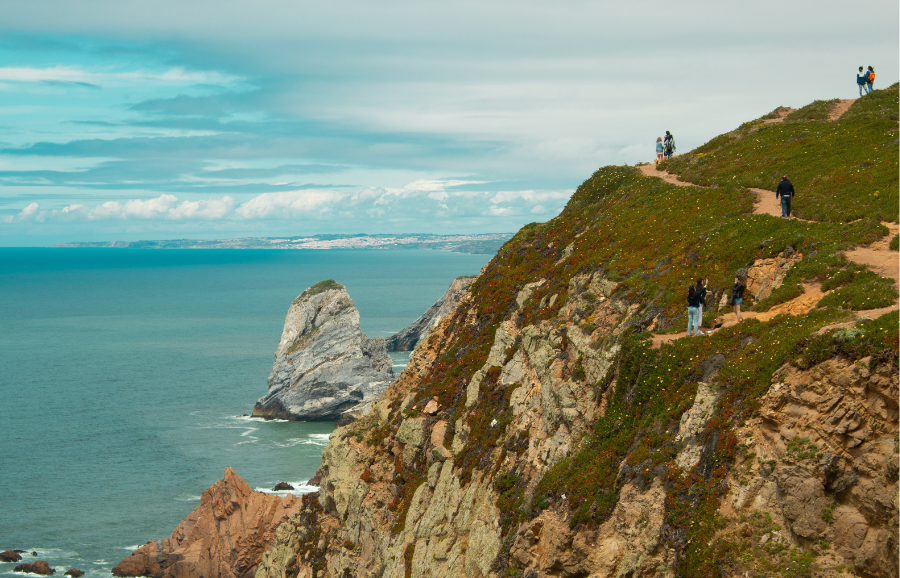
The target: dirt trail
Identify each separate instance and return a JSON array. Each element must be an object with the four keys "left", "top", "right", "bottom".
[
  {"left": 762, "top": 107, "right": 796, "bottom": 124},
  {"left": 829, "top": 99, "right": 857, "bottom": 121},
  {"left": 845, "top": 221, "right": 900, "bottom": 284}
]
